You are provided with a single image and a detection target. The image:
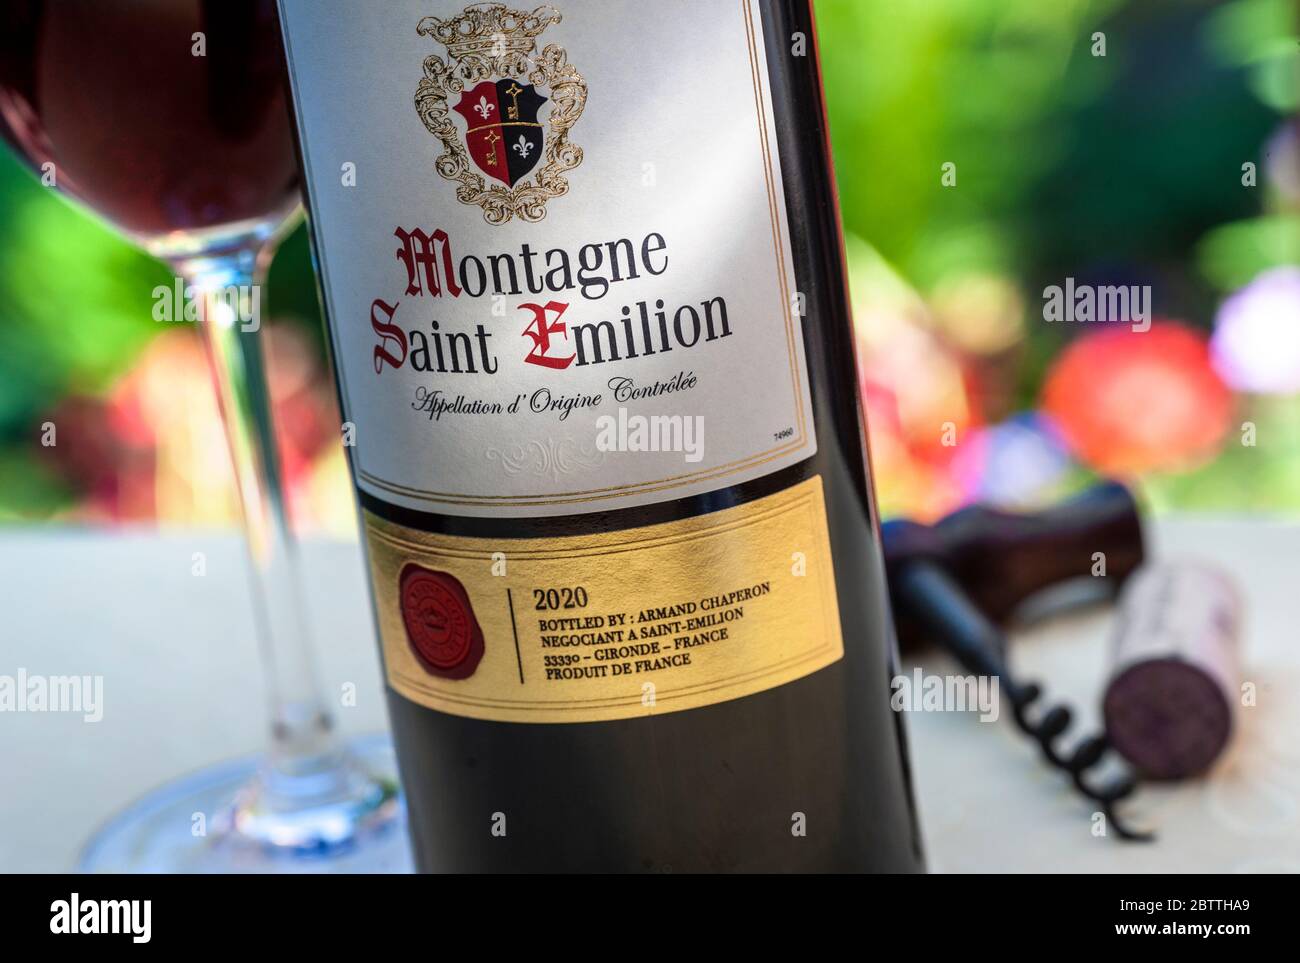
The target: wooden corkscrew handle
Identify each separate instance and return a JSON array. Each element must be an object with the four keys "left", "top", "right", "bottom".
[{"left": 883, "top": 480, "right": 1145, "bottom": 649}]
